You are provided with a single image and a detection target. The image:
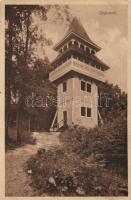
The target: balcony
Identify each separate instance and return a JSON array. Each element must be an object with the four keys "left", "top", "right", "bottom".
[{"left": 49, "top": 58, "right": 105, "bottom": 83}]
